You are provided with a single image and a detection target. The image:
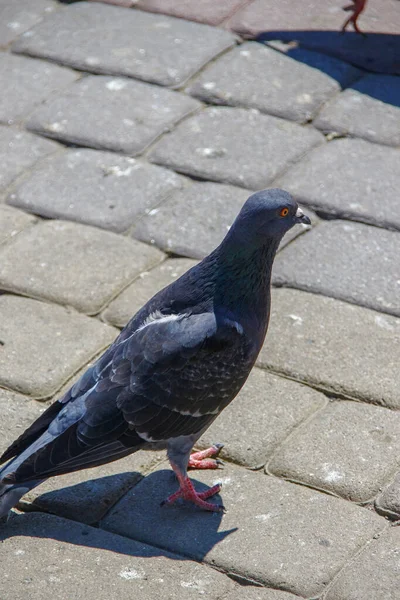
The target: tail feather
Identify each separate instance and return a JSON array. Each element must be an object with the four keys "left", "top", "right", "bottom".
[{"left": 0, "top": 481, "right": 42, "bottom": 522}]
